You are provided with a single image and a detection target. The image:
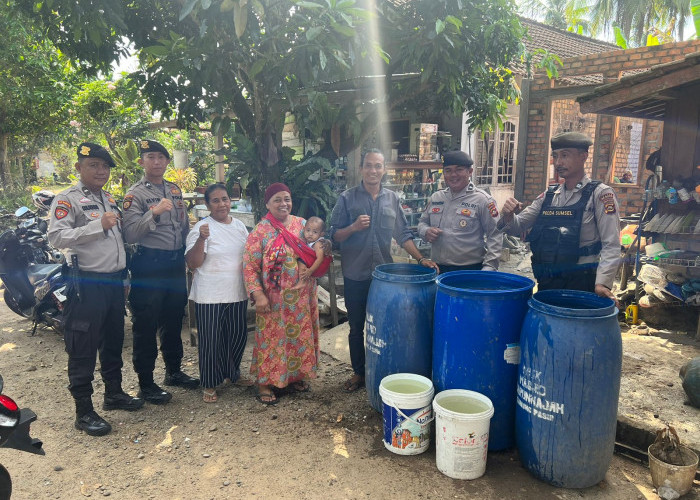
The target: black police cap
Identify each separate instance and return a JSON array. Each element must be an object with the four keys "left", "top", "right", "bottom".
[
  {"left": 551, "top": 132, "right": 593, "bottom": 151},
  {"left": 76, "top": 142, "right": 116, "bottom": 168},
  {"left": 139, "top": 139, "right": 171, "bottom": 159},
  {"left": 442, "top": 150, "right": 474, "bottom": 168}
]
